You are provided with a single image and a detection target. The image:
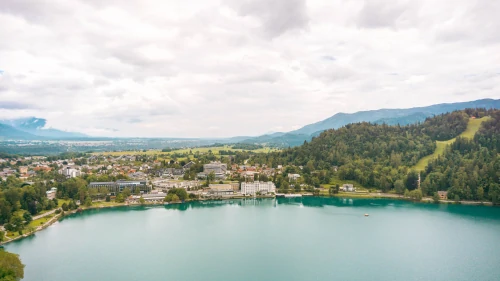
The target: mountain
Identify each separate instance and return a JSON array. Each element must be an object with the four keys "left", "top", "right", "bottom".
[
  {"left": 0, "top": 117, "right": 87, "bottom": 139},
  {"left": 373, "top": 112, "right": 429, "bottom": 126},
  {"left": 0, "top": 123, "right": 38, "bottom": 140},
  {"left": 290, "top": 99, "right": 500, "bottom": 135},
  {"left": 242, "top": 98, "right": 500, "bottom": 147}
]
